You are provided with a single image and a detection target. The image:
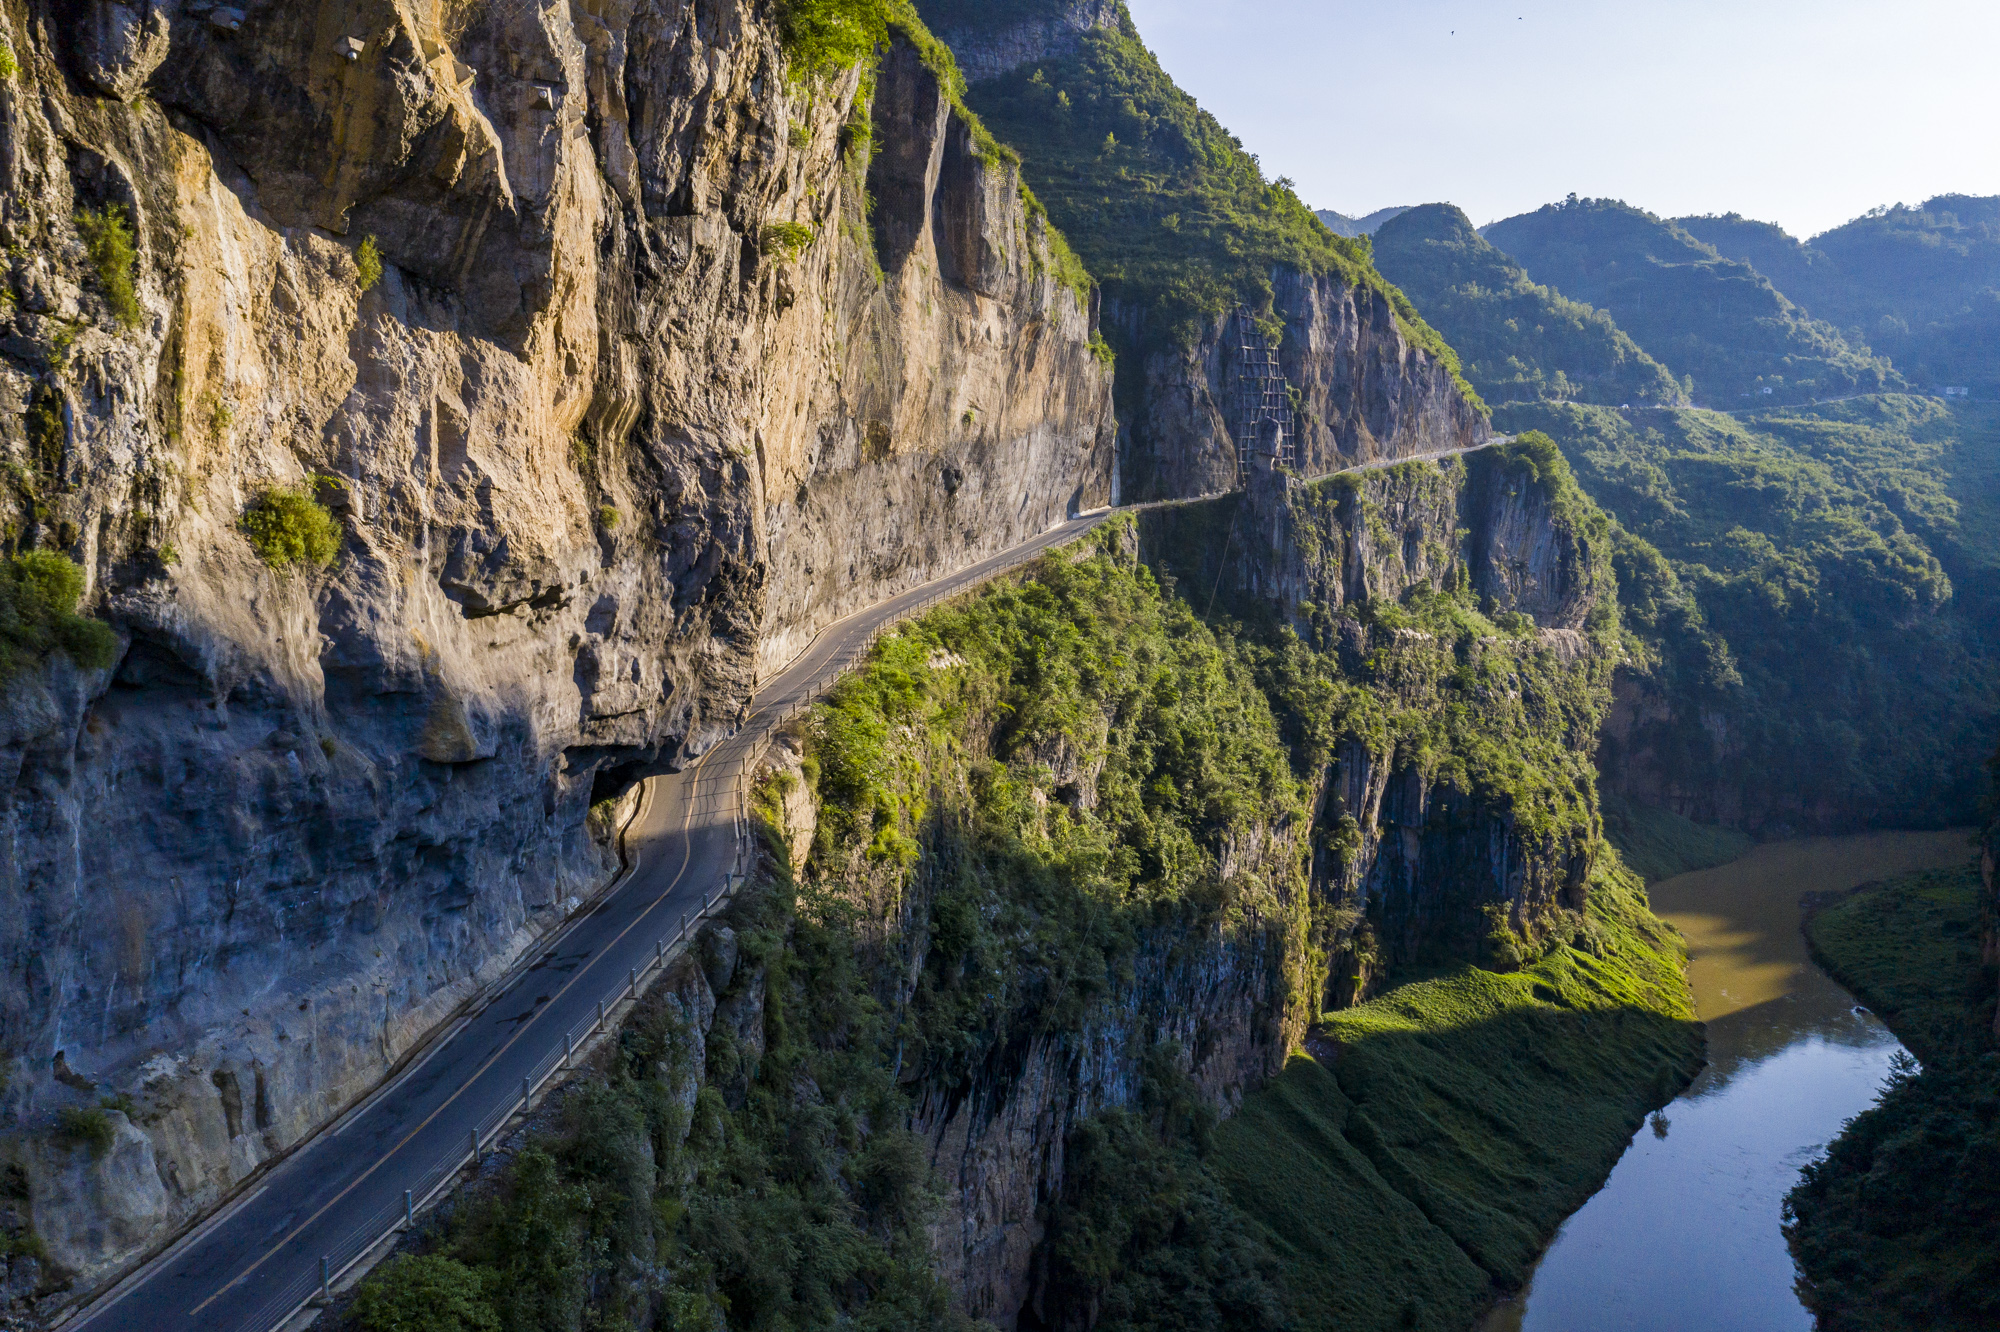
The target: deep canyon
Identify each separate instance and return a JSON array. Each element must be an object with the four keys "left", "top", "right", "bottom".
[{"left": 1, "top": 1, "right": 1995, "bottom": 1330}]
